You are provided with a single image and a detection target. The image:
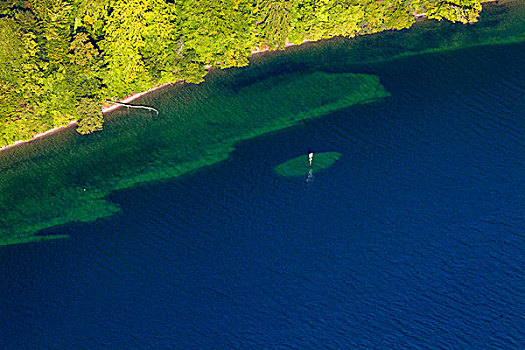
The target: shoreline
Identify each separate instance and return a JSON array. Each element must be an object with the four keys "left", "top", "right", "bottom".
[
  {"left": 0, "top": 121, "right": 79, "bottom": 153},
  {"left": 0, "top": 0, "right": 505, "bottom": 154},
  {"left": 0, "top": 83, "right": 172, "bottom": 153}
]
